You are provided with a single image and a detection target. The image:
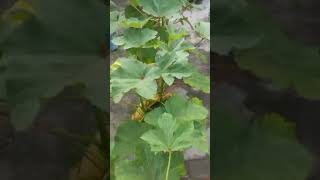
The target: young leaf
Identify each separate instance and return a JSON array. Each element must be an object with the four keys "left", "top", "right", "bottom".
[
  {"left": 141, "top": 113, "right": 194, "bottom": 152},
  {"left": 111, "top": 58, "right": 160, "bottom": 103},
  {"left": 112, "top": 28, "right": 157, "bottom": 49},
  {"left": 166, "top": 23, "right": 189, "bottom": 44}
]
